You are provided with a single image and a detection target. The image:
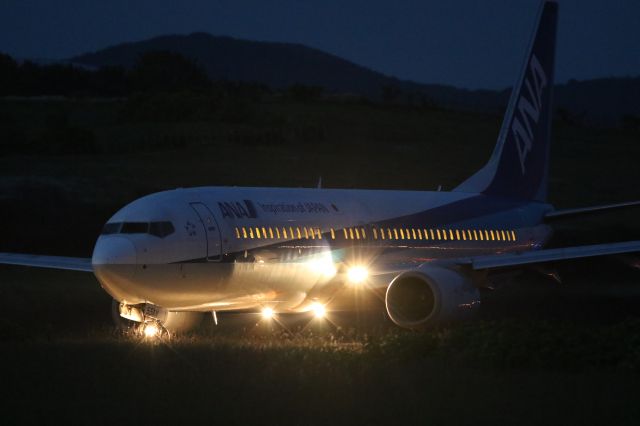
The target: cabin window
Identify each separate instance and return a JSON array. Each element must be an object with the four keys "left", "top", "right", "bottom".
[
  {"left": 296, "top": 227, "right": 302, "bottom": 239},
  {"left": 241, "top": 227, "right": 247, "bottom": 239},
  {"left": 260, "top": 227, "right": 266, "bottom": 239},
  {"left": 511, "top": 230, "right": 516, "bottom": 241},
  {"left": 330, "top": 228, "right": 335, "bottom": 239},
  {"left": 268, "top": 227, "right": 274, "bottom": 239},
  {"left": 316, "top": 228, "right": 322, "bottom": 239},
  {"left": 303, "top": 227, "right": 309, "bottom": 239},
  {"left": 392, "top": 228, "right": 398, "bottom": 240},
  {"left": 501, "top": 230, "right": 507, "bottom": 241},
  {"left": 380, "top": 228, "right": 386, "bottom": 240},
  {"left": 249, "top": 228, "right": 254, "bottom": 238},
  {"left": 455, "top": 230, "right": 461, "bottom": 240},
  {"left": 234, "top": 227, "right": 240, "bottom": 239},
  {"left": 436, "top": 229, "right": 441, "bottom": 240},
  {"left": 361, "top": 228, "right": 367, "bottom": 239},
  {"left": 348, "top": 228, "right": 354, "bottom": 240},
  {"left": 399, "top": 229, "right": 405, "bottom": 239},
  {"left": 275, "top": 227, "right": 281, "bottom": 239},
  {"left": 373, "top": 228, "right": 378, "bottom": 240},
  {"left": 354, "top": 228, "right": 360, "bottom": 239},
  {"left": 490, "top": 230, "right": 495, "bottom": 241}
]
